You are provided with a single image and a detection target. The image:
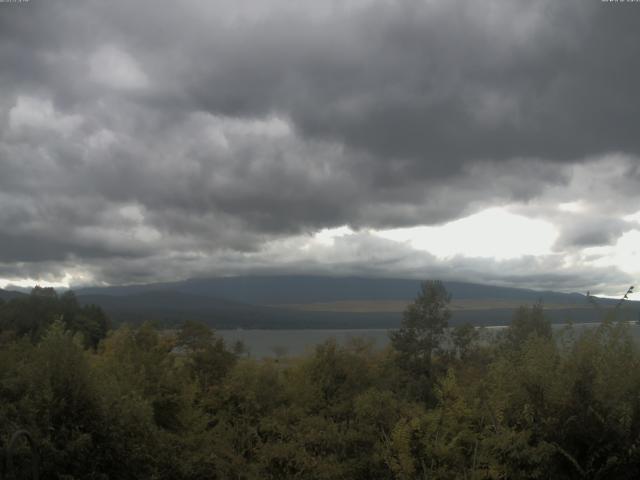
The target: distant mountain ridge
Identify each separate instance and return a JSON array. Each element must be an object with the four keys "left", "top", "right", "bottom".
[
  {"left": 0, "top": 288, "right": 27, "bottom": 301},
  {"left": 71, "top": 276, "right": 638, "bottom": 329},
  {"left": 76, "top": 275, "right": 594, "bottom": 305},
  {"left": 5, "top": 277, "right": 636, "bottom": 329}
]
